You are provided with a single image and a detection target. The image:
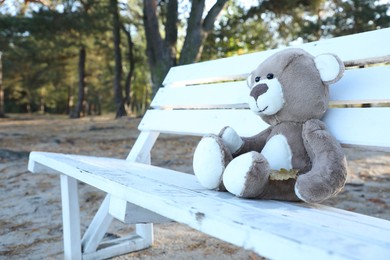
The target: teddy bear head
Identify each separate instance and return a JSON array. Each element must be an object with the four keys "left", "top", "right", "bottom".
[{"left": 247, "top": 48, "right": 344, "bottom": 125}]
